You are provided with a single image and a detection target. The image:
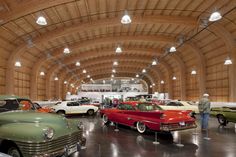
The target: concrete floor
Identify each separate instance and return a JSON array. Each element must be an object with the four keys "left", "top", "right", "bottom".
[{"left": 70, "top": 115, "right": 236, "bottom": 157}]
